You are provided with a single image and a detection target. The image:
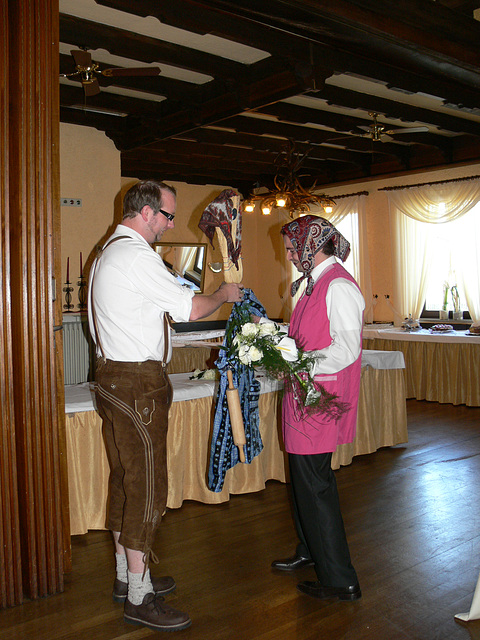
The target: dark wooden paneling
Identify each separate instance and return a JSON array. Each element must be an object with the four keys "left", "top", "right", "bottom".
[
  {"left": 3, "top": 0, "right": 69, "bottom": 606},
  {"left": 0, "top": 0, "right": 23, "bottom": 610}
]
